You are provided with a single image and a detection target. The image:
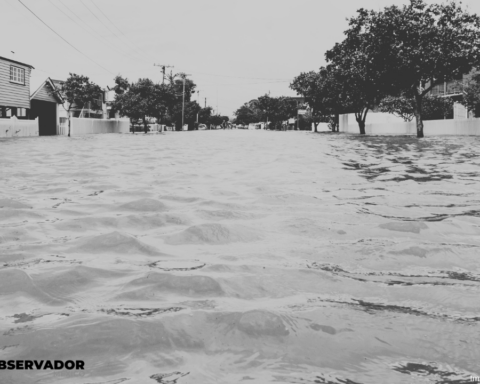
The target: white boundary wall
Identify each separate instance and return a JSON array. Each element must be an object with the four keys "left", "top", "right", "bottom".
[
  {"left": 0, "top": 116, "right": 39, "bottom": 138},
  {"left": 312, "top": 122, "right": 330, "bottom": 132},
  {"left": 58, "top": 118, "right": 130, "bottom": 136},
  {"left": 339, "top": 114, "right": 480, "bottom": 136}
]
